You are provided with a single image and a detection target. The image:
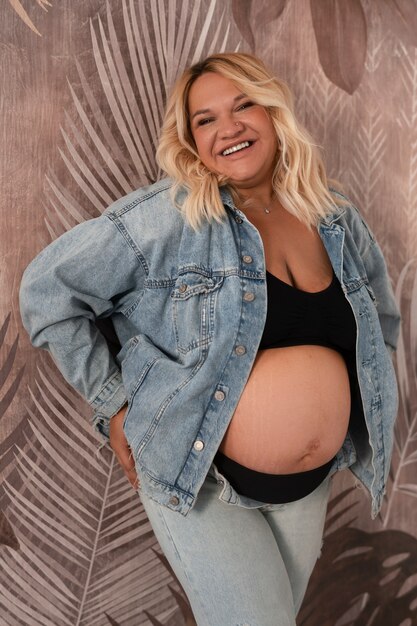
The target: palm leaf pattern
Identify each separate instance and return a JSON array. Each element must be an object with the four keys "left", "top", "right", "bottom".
[
  {"left": 381, "top": 261, "right": 417, "bottom": 526},
  {"left": 7, "top": 0, "right": 52, "bottom": 37},
  {"left": 44, "top": 0, "right": 232, "bottom": 233},
  {"left": 231, "top": 0, "right": 368, "bottom": 94},
  {"left": 0, "top": 313, "right": 27, "bottom": 479},
  {"left": 4, "top": 1, "right": 417, "bottom": 623},
  {"left": 1, "top": 2, "right": 231, "bottom": 623},
  {"left": 0, "top": 313, "right": 25, "bottom": 420},
  {"left": 1, "top": 356, "right": 182, "bottom": 625},
  {"left": 300, "top": 490, "right": 417, "bottom": 625}
]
